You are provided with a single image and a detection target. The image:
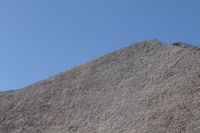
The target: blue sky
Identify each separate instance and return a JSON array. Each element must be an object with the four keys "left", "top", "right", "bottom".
[{"left": 0, "top": 0, "right": 200, "bottom": 91}]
